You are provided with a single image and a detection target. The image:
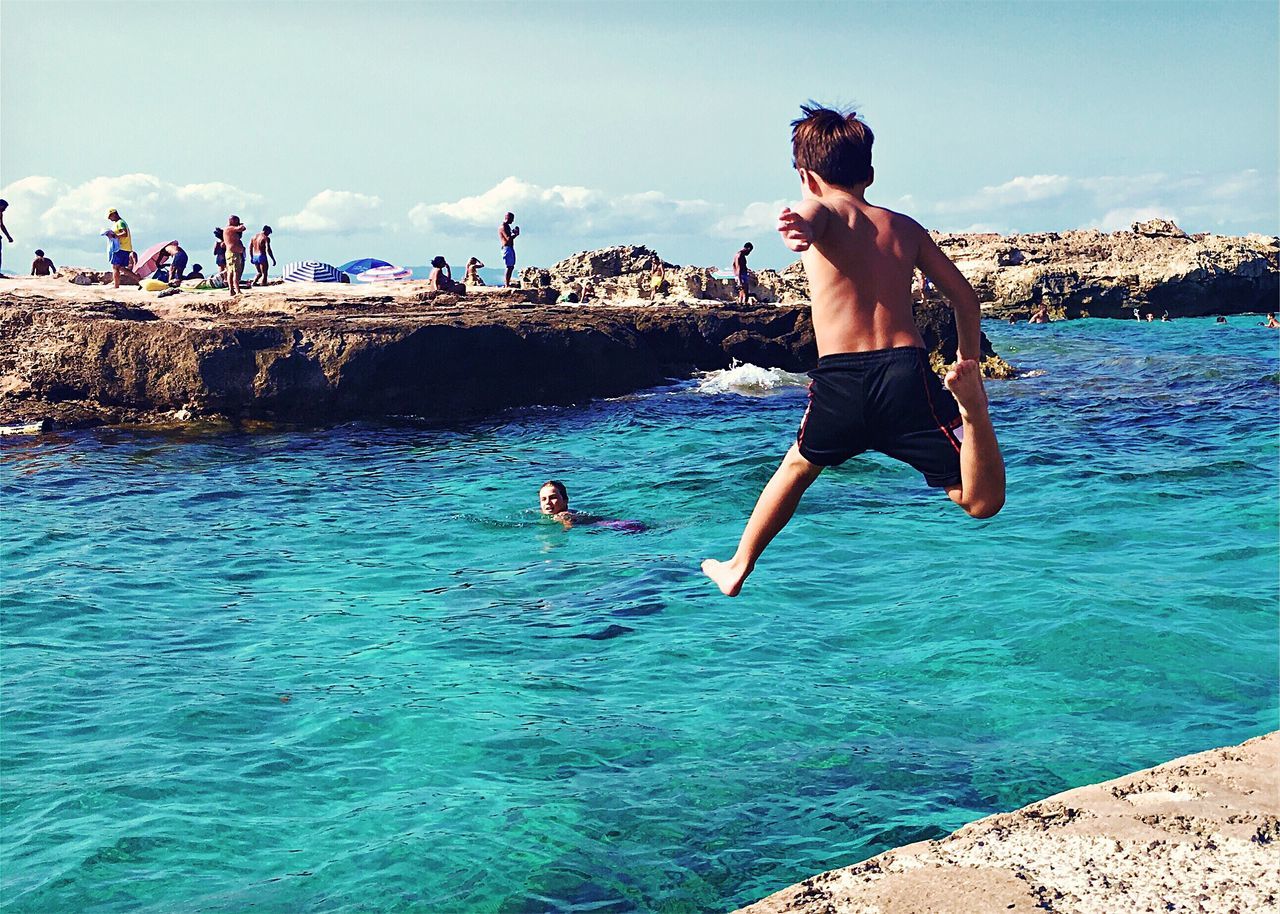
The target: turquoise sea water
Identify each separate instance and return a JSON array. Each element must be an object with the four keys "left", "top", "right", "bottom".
[{"left": 3, "top": 317, "right": 1277, "bottom": 913}]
